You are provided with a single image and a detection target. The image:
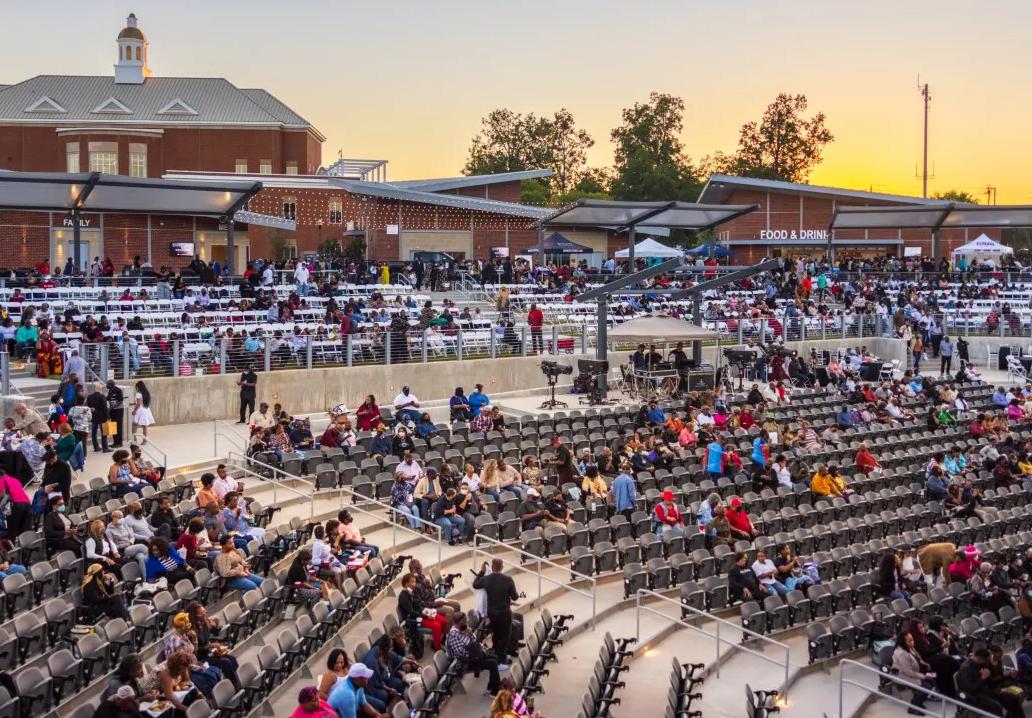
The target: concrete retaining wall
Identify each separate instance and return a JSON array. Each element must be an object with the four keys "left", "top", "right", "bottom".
[{"left": 141, "top": 336, "right": 911, "bottom": 426}]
